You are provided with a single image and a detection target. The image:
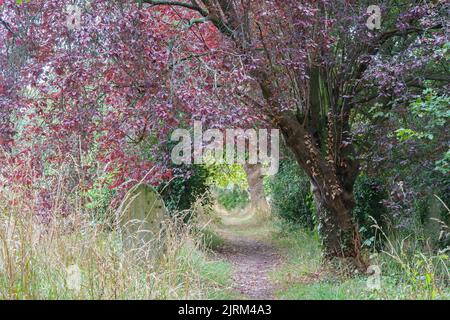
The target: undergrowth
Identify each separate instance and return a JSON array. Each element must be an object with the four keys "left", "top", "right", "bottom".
[
  {"left": 0, "top": 185, "right": 233, "bottom": 300},
  {"left": 270, "top": 220, "right": 449, "bottom": 300}
]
